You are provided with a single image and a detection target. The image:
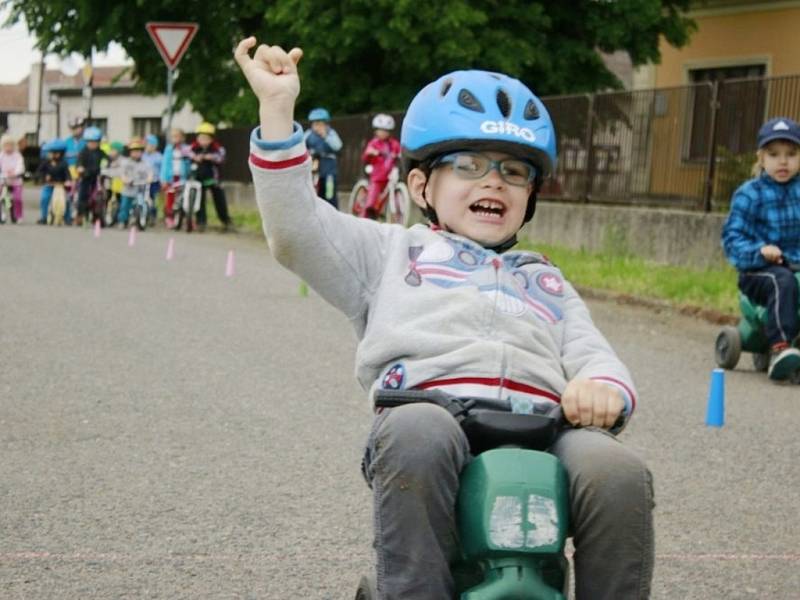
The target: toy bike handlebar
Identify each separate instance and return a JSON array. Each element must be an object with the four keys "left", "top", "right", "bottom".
[{"left": 374, "top": 388, "right": 567, "bottom": 454}]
